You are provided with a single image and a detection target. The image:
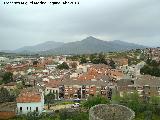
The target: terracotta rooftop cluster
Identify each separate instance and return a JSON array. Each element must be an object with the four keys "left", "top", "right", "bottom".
[
  {"left": 45, "top": 80, "right": 60, "bottom": 88},
  {"left": 76, "top": 65, "right": 123, "bottom": 81}
]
